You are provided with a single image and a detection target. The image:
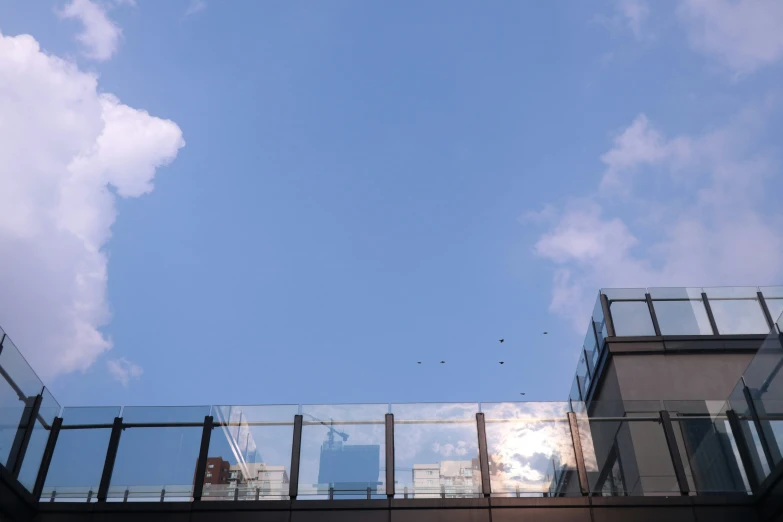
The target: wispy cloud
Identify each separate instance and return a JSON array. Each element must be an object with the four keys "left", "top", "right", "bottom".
[
  {"left": 594, "top": 0, "right": 653, "bottom": 42},
  {"left": 58, "top": 0, "right": 123, "bottom": 61},
  {"left": 186, "top": 0, "right": 207, "bottom": 16},
  {"left": 678, "top": 0, "right": 783, "bottom": 76},
  {"left": 107, "top": 357, "right": 144, "bottom": 387}
]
